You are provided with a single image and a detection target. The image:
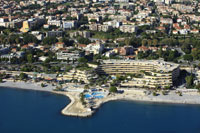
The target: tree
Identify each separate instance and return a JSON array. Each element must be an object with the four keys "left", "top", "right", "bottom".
[
  {"left": 191, "top": 48, "right": 200, "bottom": 60},
  {"left": 185, "top": 75, "right": 194, "bottom": 88},
  {"left": 195, "top": 83, "right": 200, "bottom": 90},
  {"left": 129, "top": 36, "right": 141, "bottom": 48},
  {"left": 90, "top": 19, "right": 97, "bottom": 23},
  {"left": 62, "top": 37, "right": 73, "bottom": 46},
  {"left": 77, "top": 37, "right": 91, "bottom": 44},
  {"left": 27, "top": 54, "right": 33, "bottom": 63},
  {"left": 41, "top": 83, "right": 45, "bottom": 87},
  {"left": 125, "top": 39, "right": 131, "bottom": 46},
  {"left": 84, "top": 84, "right": 89, "bottom": 90},
  {"left": 142, "top": 39, "right": 147, "bottom": 46},
  {"left": 23, "top": 34, "right": 38, "bottom": 44},
  {"left": 55, "top": 84, "right": 63, "bottom": 91},
  {"left": 147, "top": 39, "right": 152, "bottom": 46},
  {"left": 65, "top": 65, "right": 72, "bottom": 72},
  {"left": 160, "top": 38, "right": 178, "bottom": 46},
  {"left": 80, "top": 93, "right": 86, "bottom": 105},
  {"left": 77, "top": 16, "right": 88, "bottom": 26},
  {"left": 181, "top": 41, "right": 191, "bottom": 54},
  {"left": 153, "top": 91, "right": 157, "bottom": 96},
  {"left": 158, "top": 47, "right": 163, "bottom": 57},
  {"left": 15, "top": 37, "right": 20, "bottom": 44},
  {"left": 109, "top": 86, "right": 117, "bottom": 93},
  {"left": 173, "top": 14, "right": 178, "bottom": 23},
  {"left": 7, "top": 34, "right": 21, "bottom": 44},
  {"left": 152, "top": 39, "right": 158, "bottom": 46},
  {"left": 42, "top": 37, "right": 58, "bottom": 45},
  {"left": 164, "top": 86, "right": 171, "bottom": 90},
  {"left": 0, "top": 35, "right": 6, "bottom": 44},
  {"left": 19, "top": 73, "right": 28, "bottom": 80},
  {"left": 78, "top": 57, "right": 88, "bottom": 63},
  {"left": 162, "top": 90, "right": 168, "bottom": 95},
  {"left": 164, "top": 50, "right": 180, "bottom": 62},
  {"left": 183, "top": 54, "right": 193, "bottom": 61}
]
